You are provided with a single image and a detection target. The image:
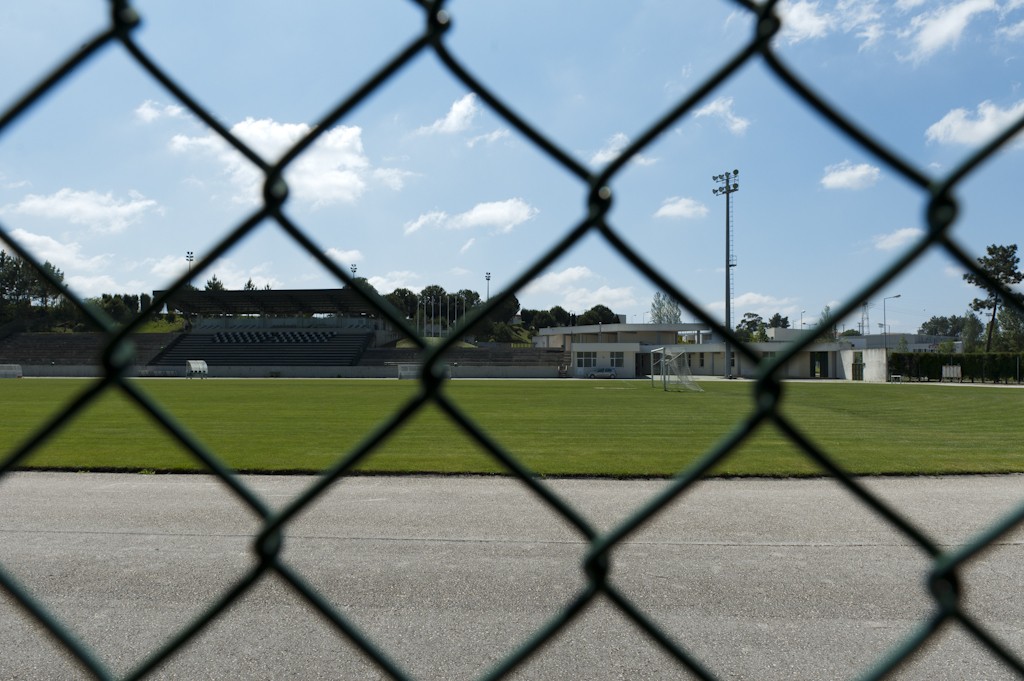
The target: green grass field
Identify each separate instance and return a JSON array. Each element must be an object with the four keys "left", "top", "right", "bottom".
[{"left": 1, "top": 379, "right": 1022, "bottom": 477}]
